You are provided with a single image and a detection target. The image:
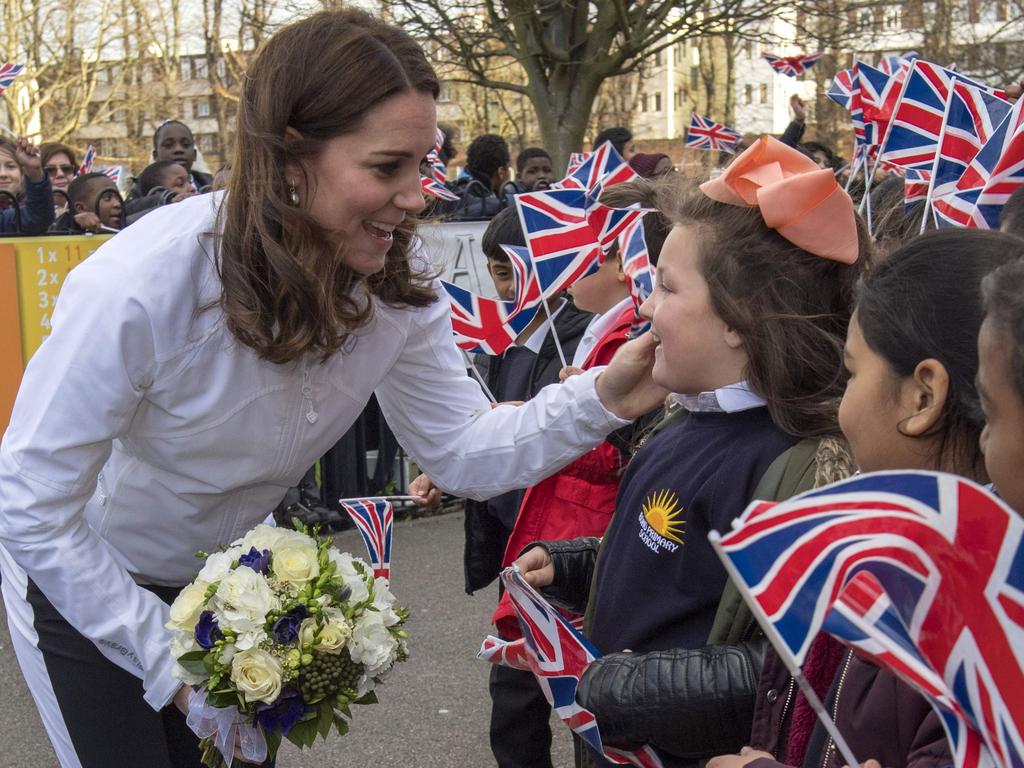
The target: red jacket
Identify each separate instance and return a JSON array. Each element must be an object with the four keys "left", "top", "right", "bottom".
[{"left": 493, "top": 304, "right": 635, "bottom": 638}]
